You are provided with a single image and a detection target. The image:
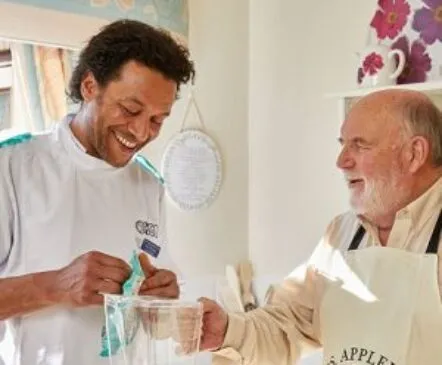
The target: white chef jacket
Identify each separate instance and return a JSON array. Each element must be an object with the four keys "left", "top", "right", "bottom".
[{"left": 0, "top": 116, "right": 175, "bottom": 365}]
